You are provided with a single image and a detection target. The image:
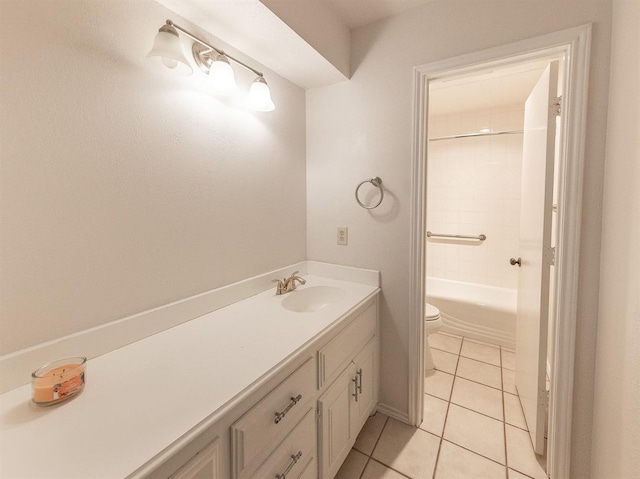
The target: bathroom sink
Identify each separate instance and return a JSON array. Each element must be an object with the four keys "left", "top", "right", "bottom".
[{"left": 281, "top": 286, "right": 347, "bottom": 313}]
